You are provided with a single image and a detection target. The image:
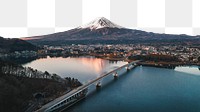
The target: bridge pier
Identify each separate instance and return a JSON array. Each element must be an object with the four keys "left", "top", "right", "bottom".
[
  {"left": 126, "top": 65, "right": 131, "bottom": 71},
  {"left": 113, "top": 72, "right": 118, "bottom": 78},
  {"left": 96, "top": 81, "right": 101, "bottom": 88}
]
